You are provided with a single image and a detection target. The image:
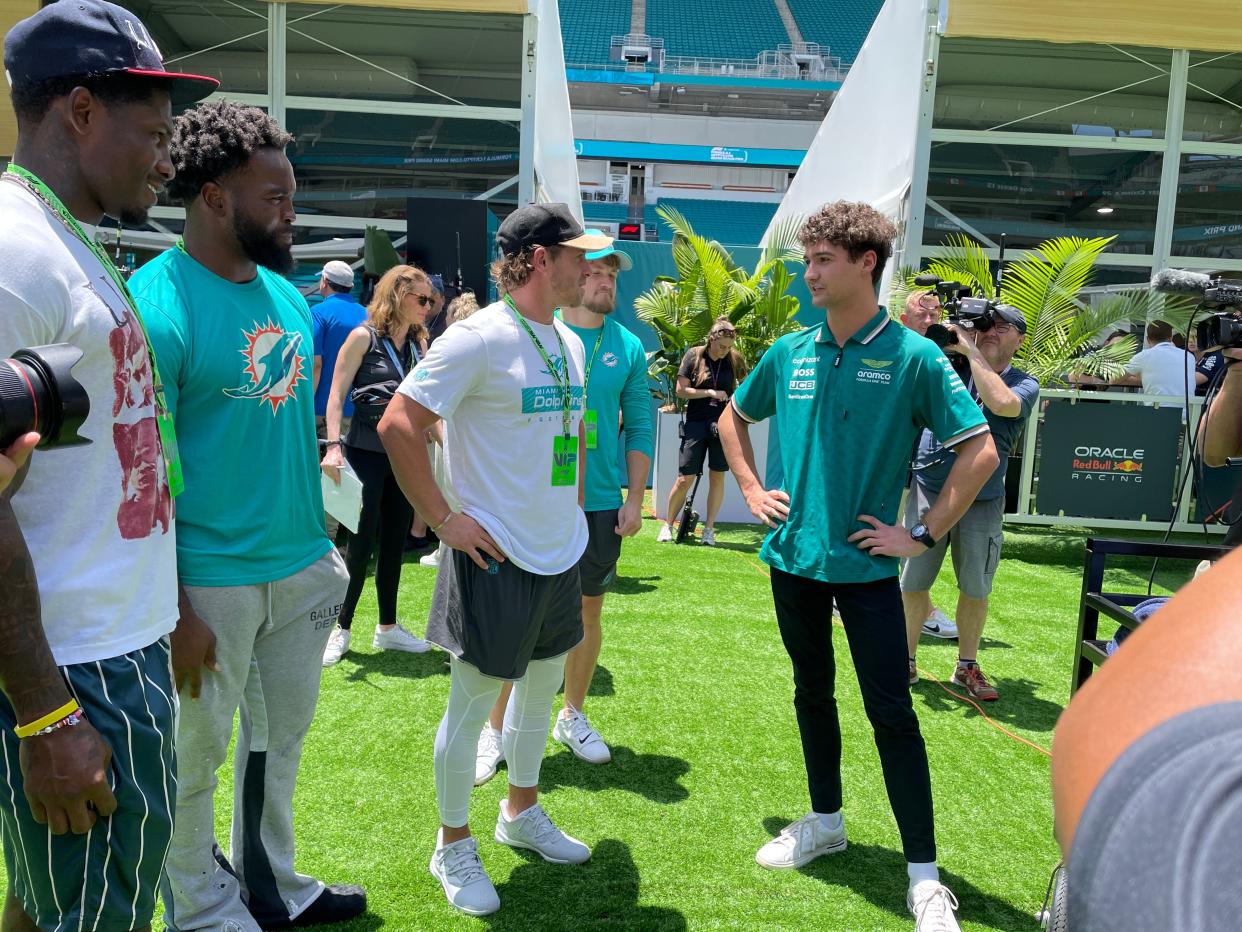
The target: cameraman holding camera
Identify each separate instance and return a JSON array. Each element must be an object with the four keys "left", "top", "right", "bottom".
[{"left": 901, "top": 308, "right": 1039, "bottom": 701}]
